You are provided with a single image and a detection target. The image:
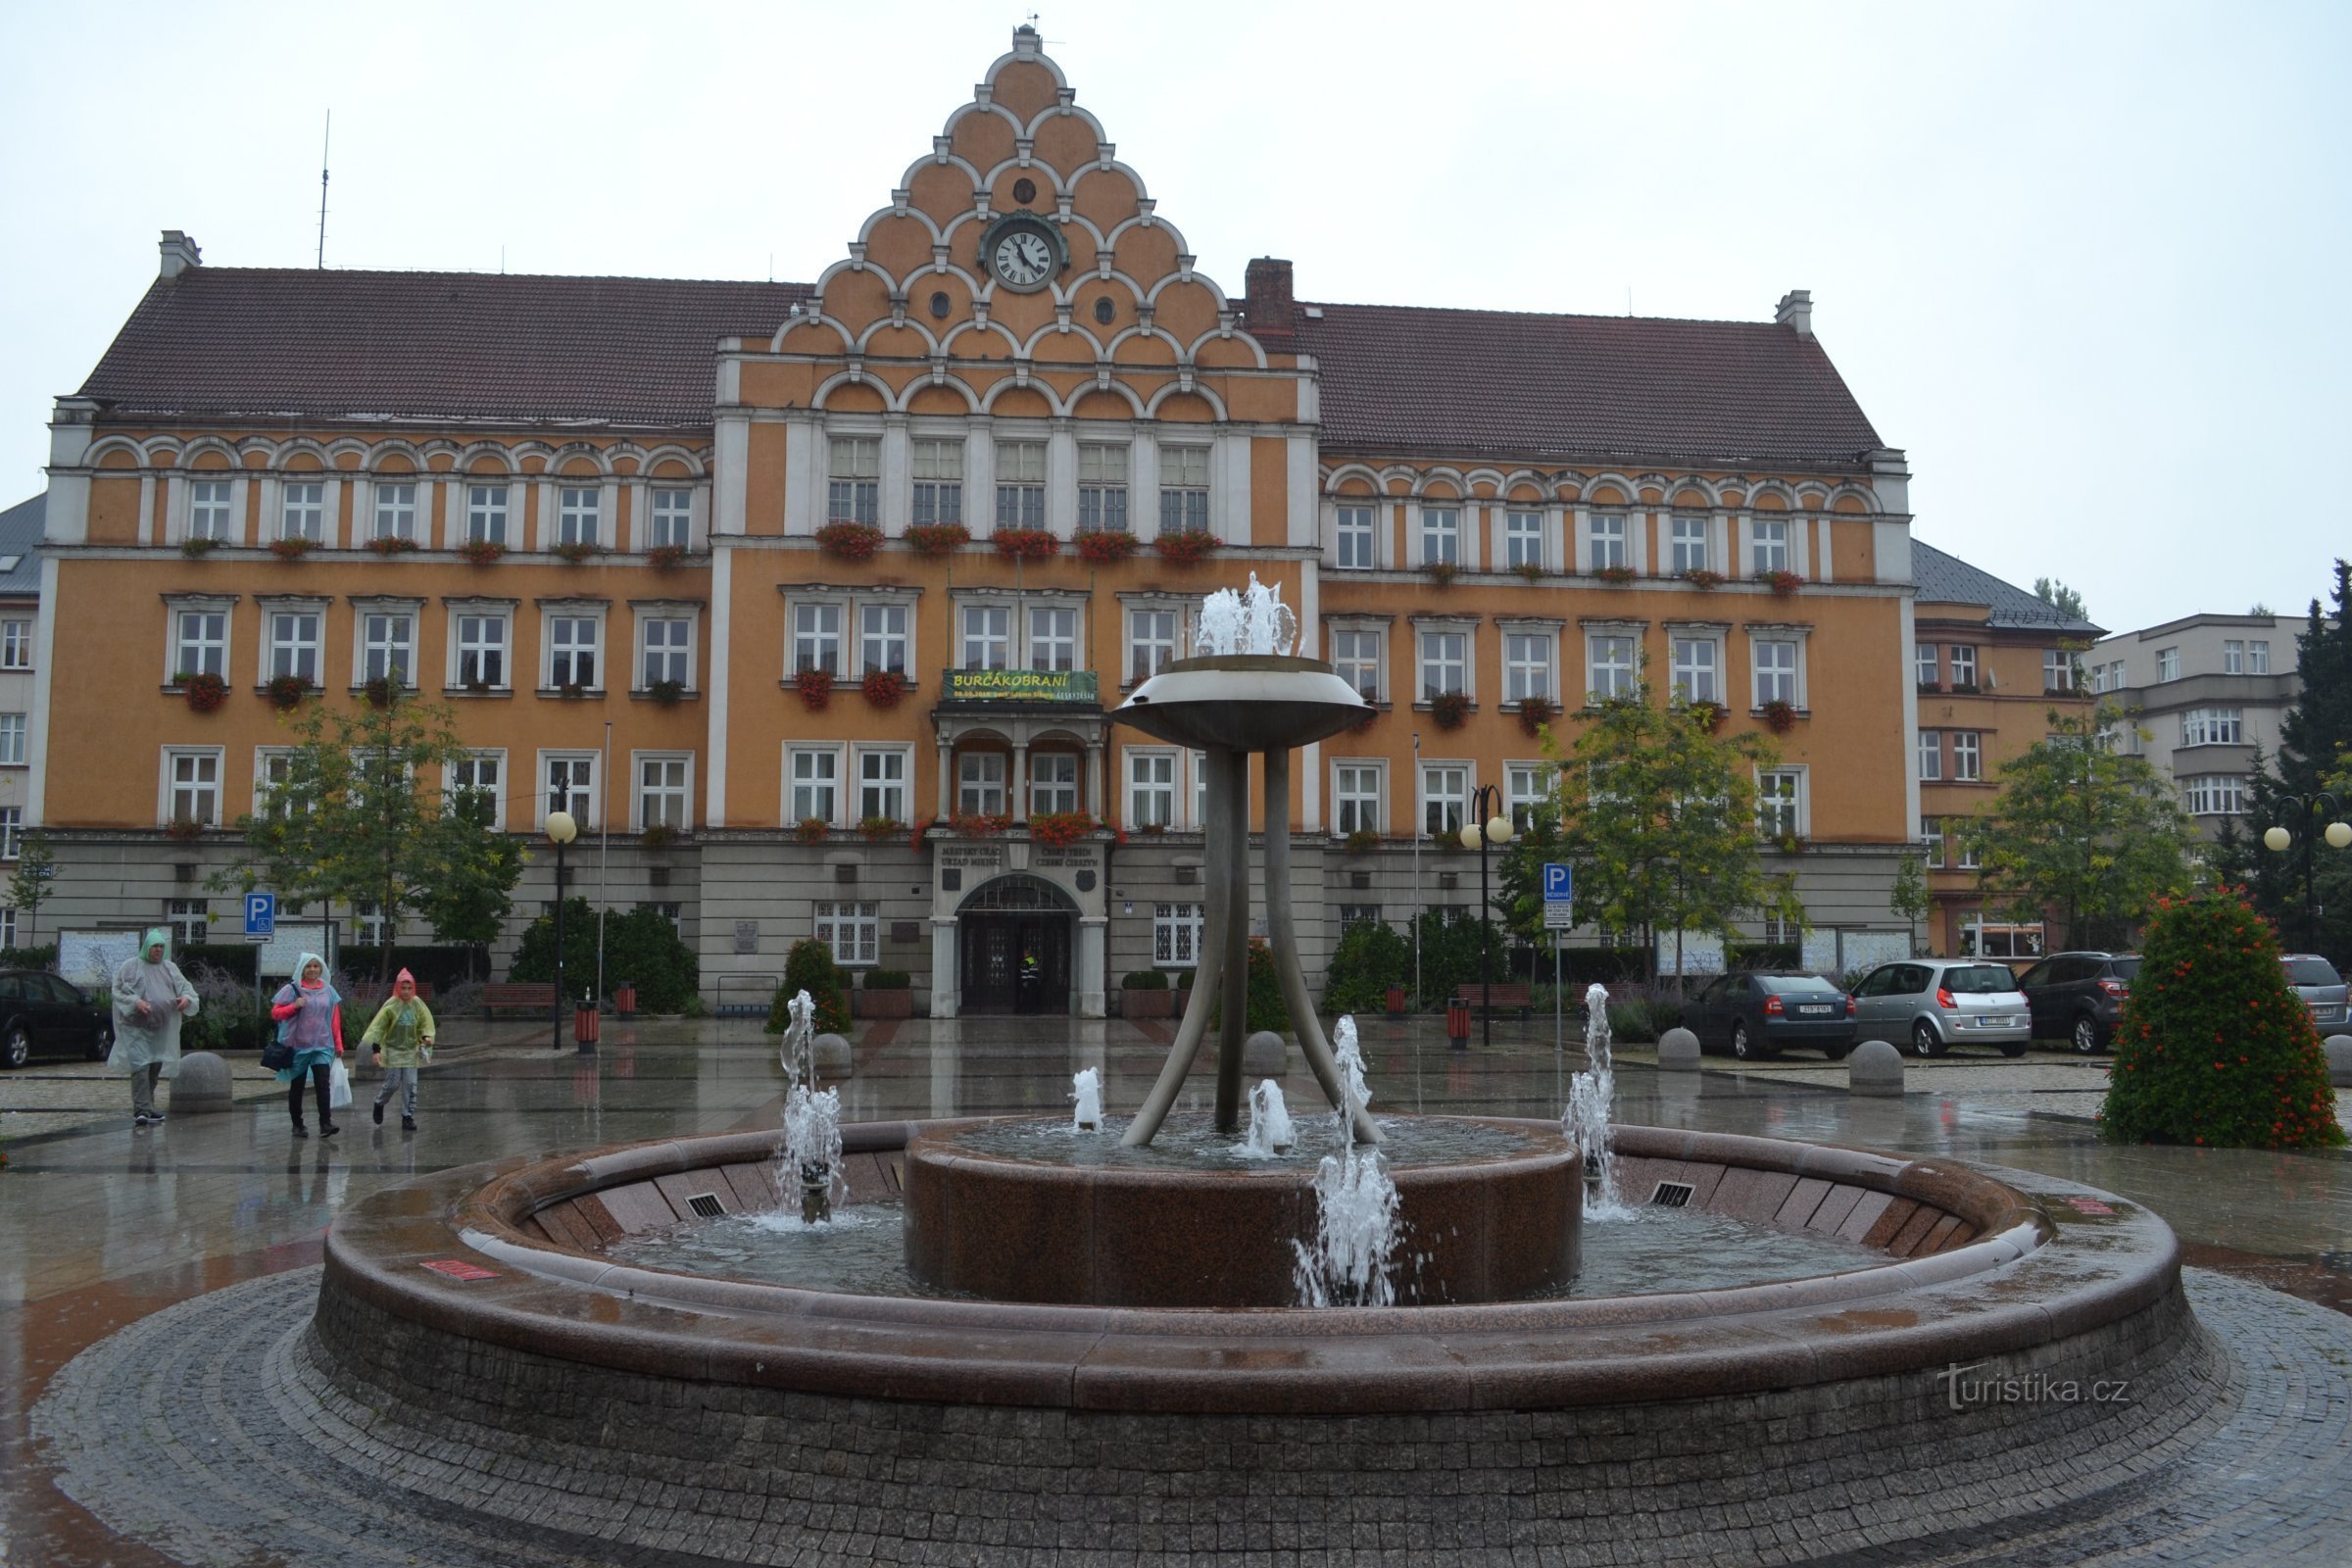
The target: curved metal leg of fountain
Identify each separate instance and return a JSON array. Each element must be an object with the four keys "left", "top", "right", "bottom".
[
  {"left": 1215, "top": 746, "right": 1251, "bottom": 1133},
  {"left": 1121, "top": 749, "right": 1237, "bottom": 1149},
  {"left": 1262, "top": 747, "right": 1383, "bottom": 1146}
]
